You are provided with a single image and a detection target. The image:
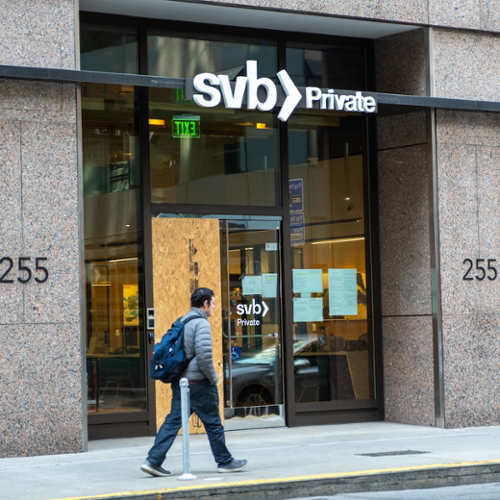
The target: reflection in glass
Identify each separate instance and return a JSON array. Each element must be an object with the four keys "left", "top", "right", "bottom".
[
  {"left": 221, "top": 225, "right": 282, "bottom": 415},
  {"left": 148, "top": 34, "right": 277, "bottom": 80},
  {"left": 149, "top": 88, "right": 280, "bottom": 206},
  {"left": 286, "top": 43, "right": 366, "bottom": 90},
  {"left": 82, "top": 84, "right": 146, "bottom": 414},
  {"left": 81, "top": 24, "right": 138, "bottom": 74},
  {"left": 288, "top": 111, "right": 374, "bottom": 403}
]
